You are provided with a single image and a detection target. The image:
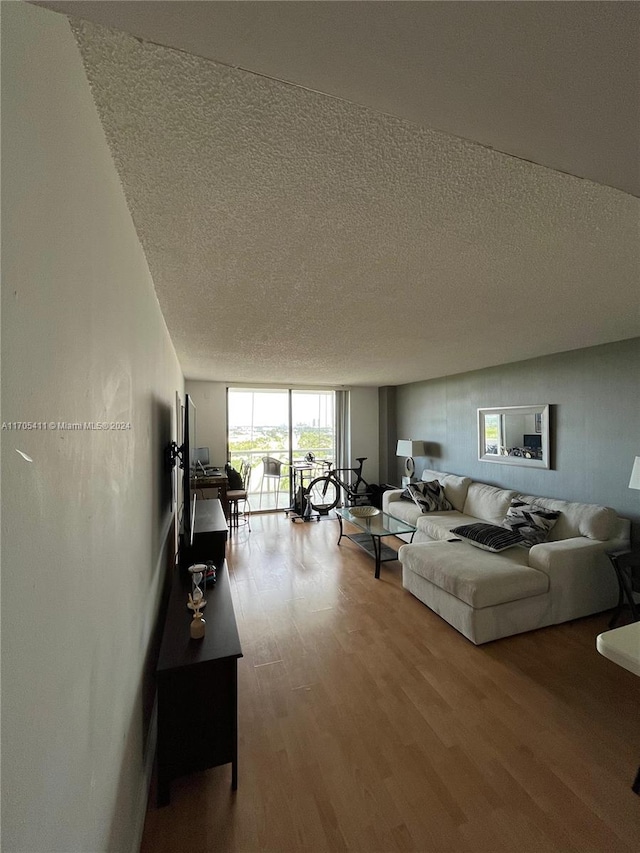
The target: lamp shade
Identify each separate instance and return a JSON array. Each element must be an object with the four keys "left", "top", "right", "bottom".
[
  {"left": 396, "top": 440, "right": 424, "bottom": 458},
  {"left": 629, "top": 456, "right": 640, "bottom": 490}
]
